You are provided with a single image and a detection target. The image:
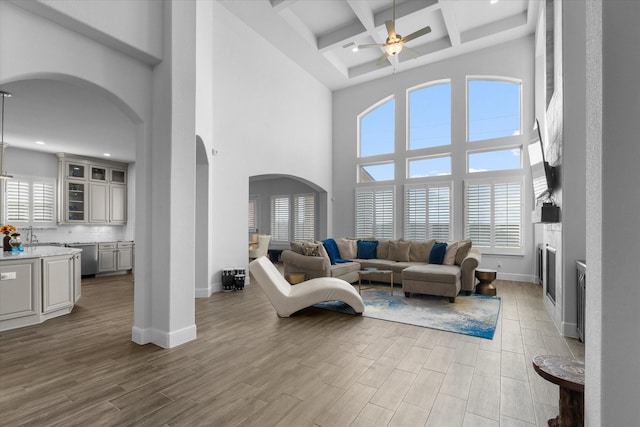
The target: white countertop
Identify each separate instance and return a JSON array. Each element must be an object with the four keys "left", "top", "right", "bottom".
[{"left": 0, "top": 246, "right": 82, "bottom": 261}]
